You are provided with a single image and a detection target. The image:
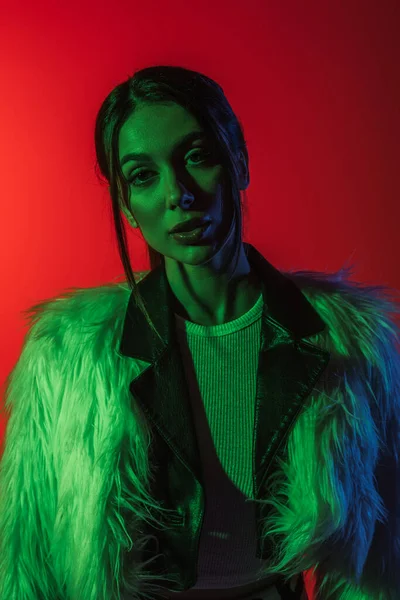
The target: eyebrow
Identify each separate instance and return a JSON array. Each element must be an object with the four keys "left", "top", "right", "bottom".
[{"left": 120, "top": 130, "right": 207, "bottom": 168}]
